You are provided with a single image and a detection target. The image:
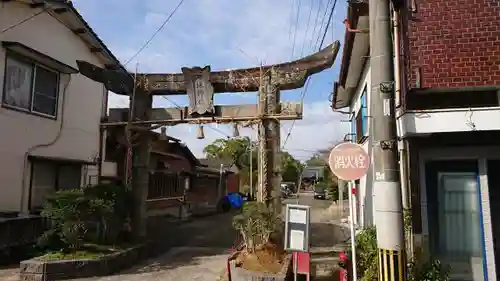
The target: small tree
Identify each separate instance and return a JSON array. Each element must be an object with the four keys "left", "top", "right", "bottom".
[{"left": 232, "top": 202, "right": 280, "bottom": 253}]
